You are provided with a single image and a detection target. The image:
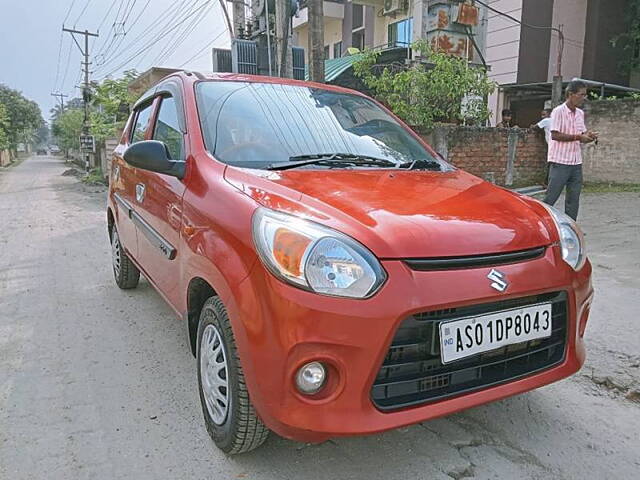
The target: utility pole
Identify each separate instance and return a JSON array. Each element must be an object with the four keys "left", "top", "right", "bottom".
[
  {"left": 308, "top": 0, "right": 325, "bottom": 83},
  {"left": 50, "top": 92, "right": 69, "bottom": 112},
  {"left": 275, "top": 0, "right": 292, "bottom": 77},
  {"left": 62, "top": 27, "right": 98, "bottom": 172},
  {"left": 231, "top": 0, "right": 246, "bottom": 38},
  {"left": 551, "top": 25, "right": 565, "bottom": 107}
]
